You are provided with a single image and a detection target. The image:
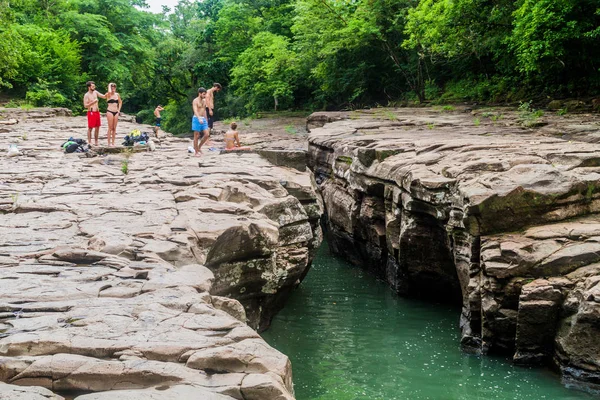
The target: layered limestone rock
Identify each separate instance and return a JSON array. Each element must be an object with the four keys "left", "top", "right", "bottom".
[
  {"left": 307, "top": 107, "right": 600, "bottom": 393},
  {"left": 0, "top": 249, "right": 292, "bottom": 399},
  {"left": 0, "top": 383, "right": 65, "bottom": 400},
  {"left": 0, "top": 108, "right": 323, "bottom": 398}
]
